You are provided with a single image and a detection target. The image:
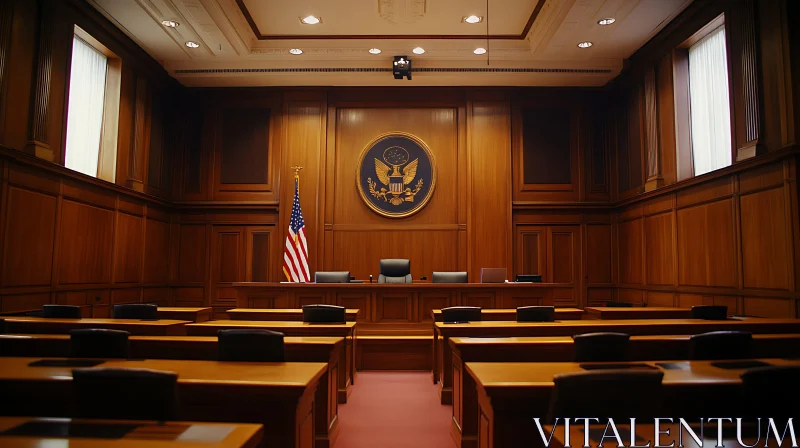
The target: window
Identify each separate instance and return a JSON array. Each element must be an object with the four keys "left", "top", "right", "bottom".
[
  {"left": 687, "top": 26, "right": 731, "bottom": 176},
  {"left": 64, "top": 26, "right": 121, "bottom": 181}
]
